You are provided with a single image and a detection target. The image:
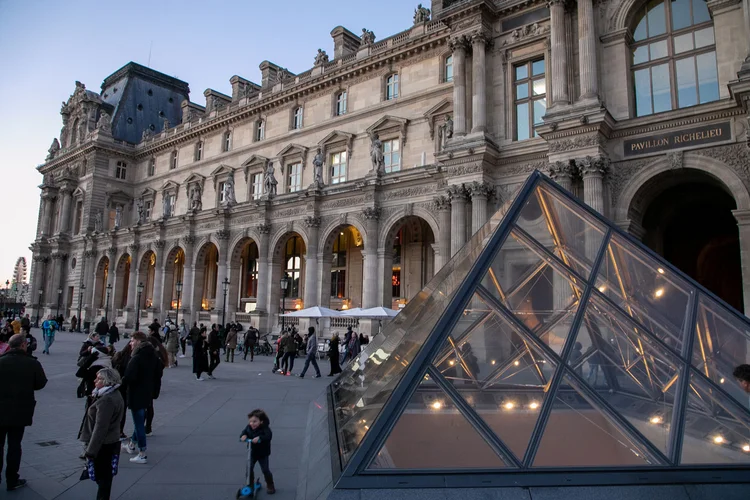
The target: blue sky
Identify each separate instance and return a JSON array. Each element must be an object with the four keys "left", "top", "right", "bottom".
[{"left": 0, "top": 0, "right": 417, "bottom": 285}]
